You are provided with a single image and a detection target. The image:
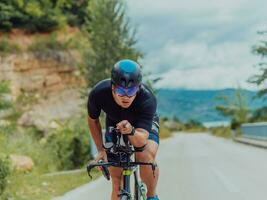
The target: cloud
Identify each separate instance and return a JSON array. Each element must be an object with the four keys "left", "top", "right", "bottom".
[
  {"left": 156, "top": 66, "right": 262, "bottom": 90},
  {"left": 126, "top": 0, "right": 267, "bottom": 89}
]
